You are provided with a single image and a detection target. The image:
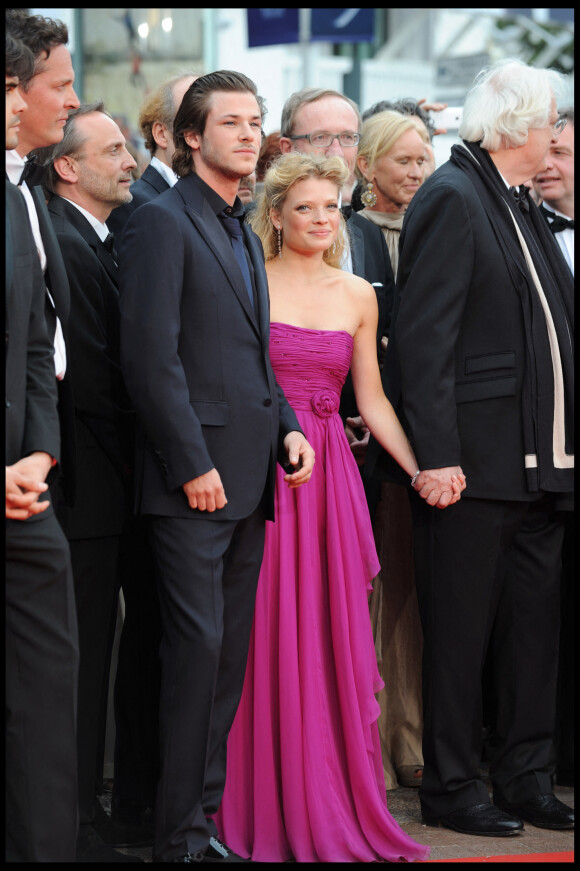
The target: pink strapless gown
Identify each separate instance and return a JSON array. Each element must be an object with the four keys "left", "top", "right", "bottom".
[{"left": 214, "top": 324, "right": 429, "bottom": 862}]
